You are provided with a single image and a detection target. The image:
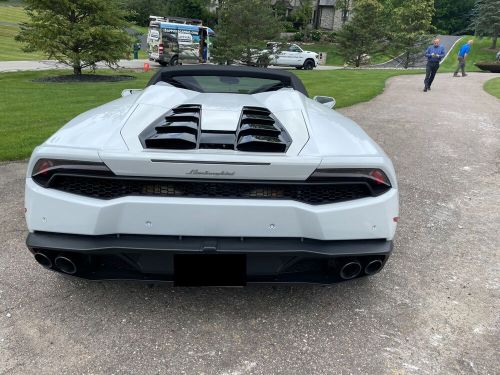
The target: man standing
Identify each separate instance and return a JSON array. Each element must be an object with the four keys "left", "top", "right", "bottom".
[
  {"left": 423, "top": 38, "right": 446, "bottom": 92},
  {"left": 454, "top": 40, "right": 474, "bottom": 77}
]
